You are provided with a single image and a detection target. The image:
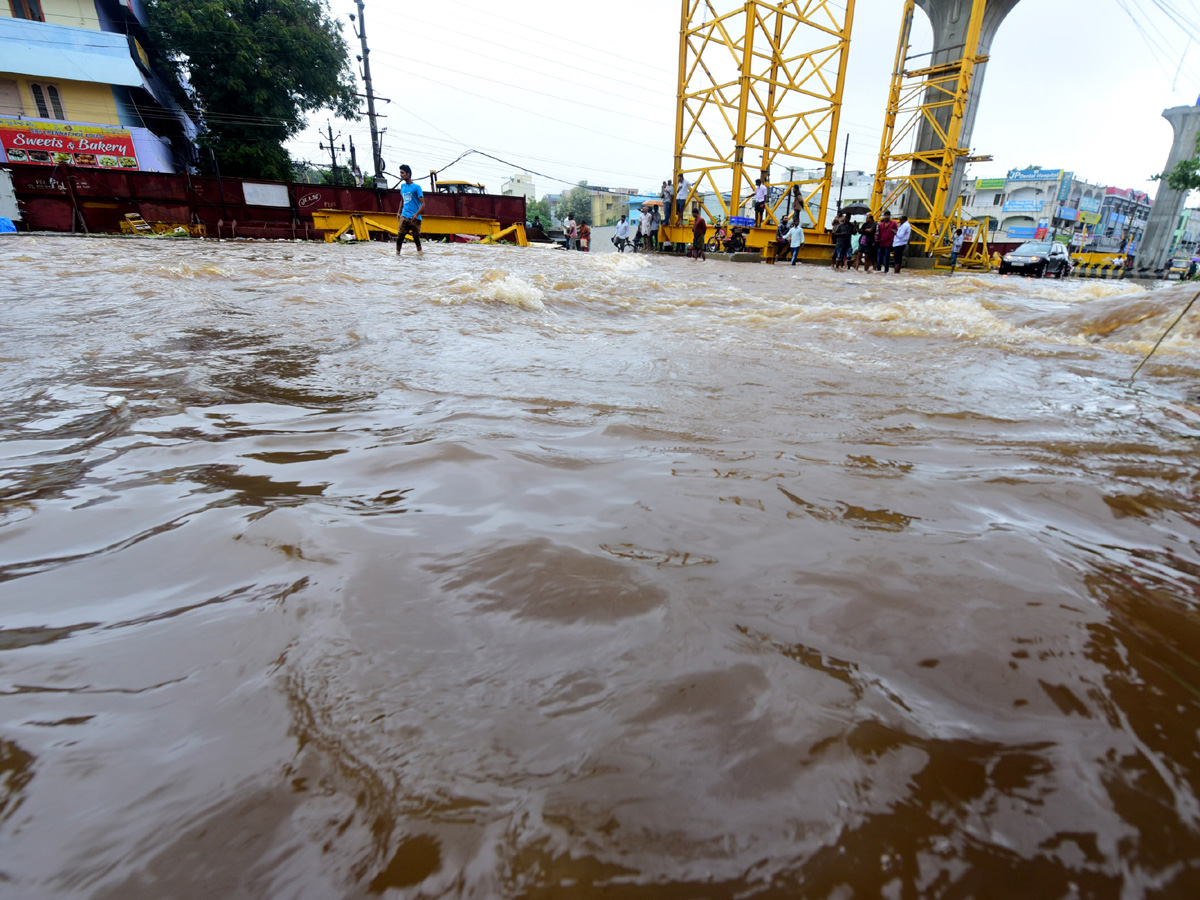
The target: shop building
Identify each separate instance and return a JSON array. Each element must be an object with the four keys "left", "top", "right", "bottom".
[{"left": 1, "top": 0, "right": 198, "bottom": 174}]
